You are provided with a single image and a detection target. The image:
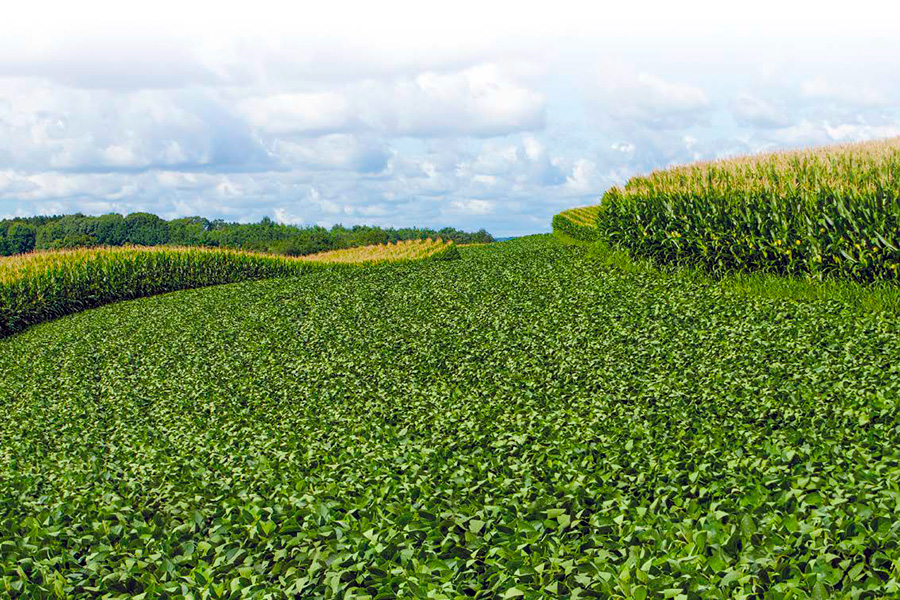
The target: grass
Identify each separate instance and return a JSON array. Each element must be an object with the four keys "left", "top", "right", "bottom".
[
  {"left": 2, "top": 235, "right": 900, "bottom": 598},
  {"left": 717, "top": 269, "right": 900, "bottom": 313},
  {"left": 0, "top": 239, "right": 458, "bottom": 337},
  {"left": 555, "top": 231, "right": 900, "bottom": 314}
]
